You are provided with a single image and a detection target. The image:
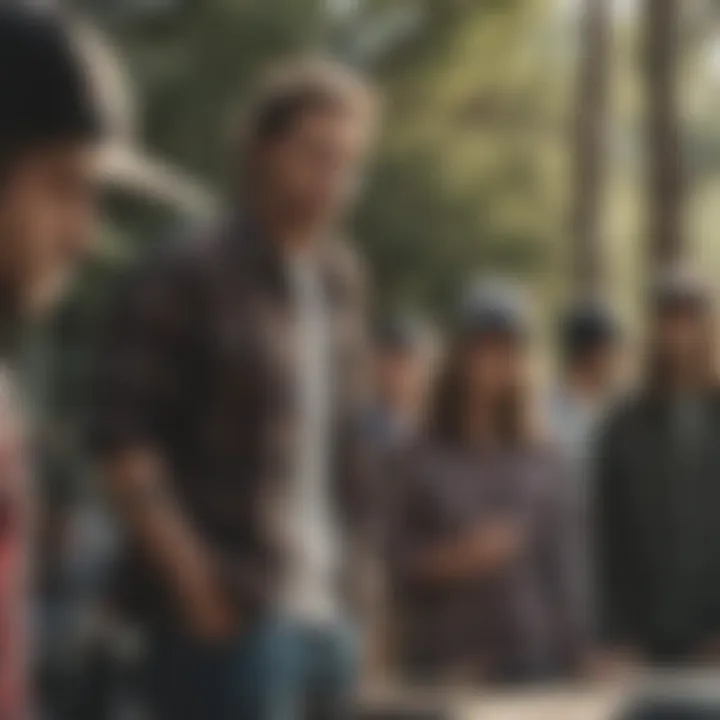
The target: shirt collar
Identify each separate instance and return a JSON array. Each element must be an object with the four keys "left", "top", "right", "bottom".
[{"left": 224, "top": 209, "right": 348, "bottom": 306}]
